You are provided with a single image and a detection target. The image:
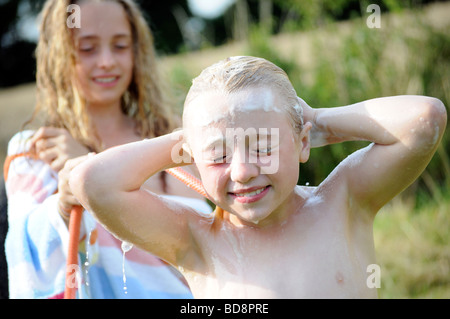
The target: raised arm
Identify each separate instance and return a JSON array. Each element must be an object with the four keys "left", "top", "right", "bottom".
[
  {"left": 302, "top": 95, "right": 447, "bottom": 213},
  {"left": 69, "top": 130, "right": 205, "bottom": 266}
]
